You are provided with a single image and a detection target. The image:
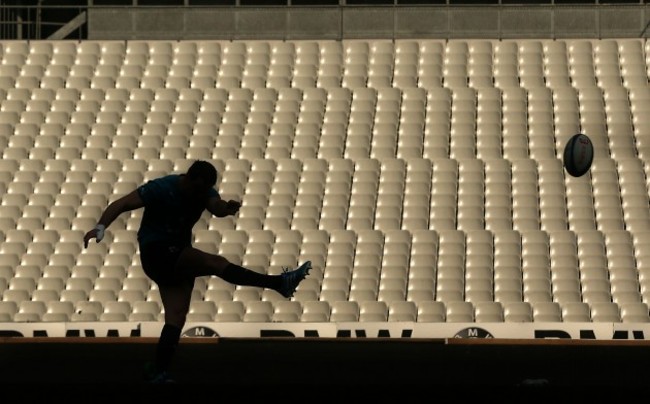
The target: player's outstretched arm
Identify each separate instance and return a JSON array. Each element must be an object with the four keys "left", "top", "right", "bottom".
[
  {"left": 83, "top": 190, "right": 145, "bottom": 248},
  {"left": 206, "top": 195, "right": 241, "bottom": 218}
]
